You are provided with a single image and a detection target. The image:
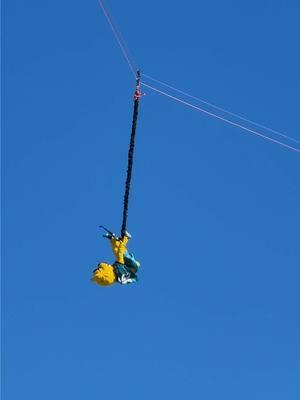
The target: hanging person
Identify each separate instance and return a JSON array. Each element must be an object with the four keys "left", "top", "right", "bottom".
[
  {"left": 92, "top": 72, "right": 143, "bottom": 287},
  {"left": 92, "top": 226, "right": 140, "bottom": 286}
]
